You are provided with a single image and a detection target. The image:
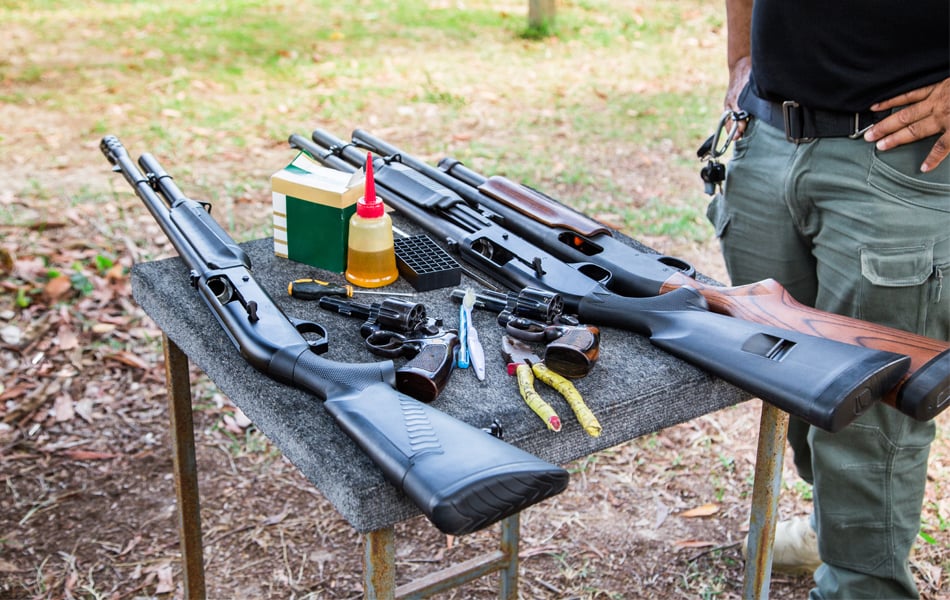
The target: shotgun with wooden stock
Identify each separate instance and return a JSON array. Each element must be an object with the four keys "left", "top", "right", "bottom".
[
  {"left": 292, "top": 130, "right": 912, "bottom": 433},
  {"left": 342, "top": 129, "right": 950, "bottom": 424},
  {"left": 438, "top": 158, "right": 950, "bottom": 423}
]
